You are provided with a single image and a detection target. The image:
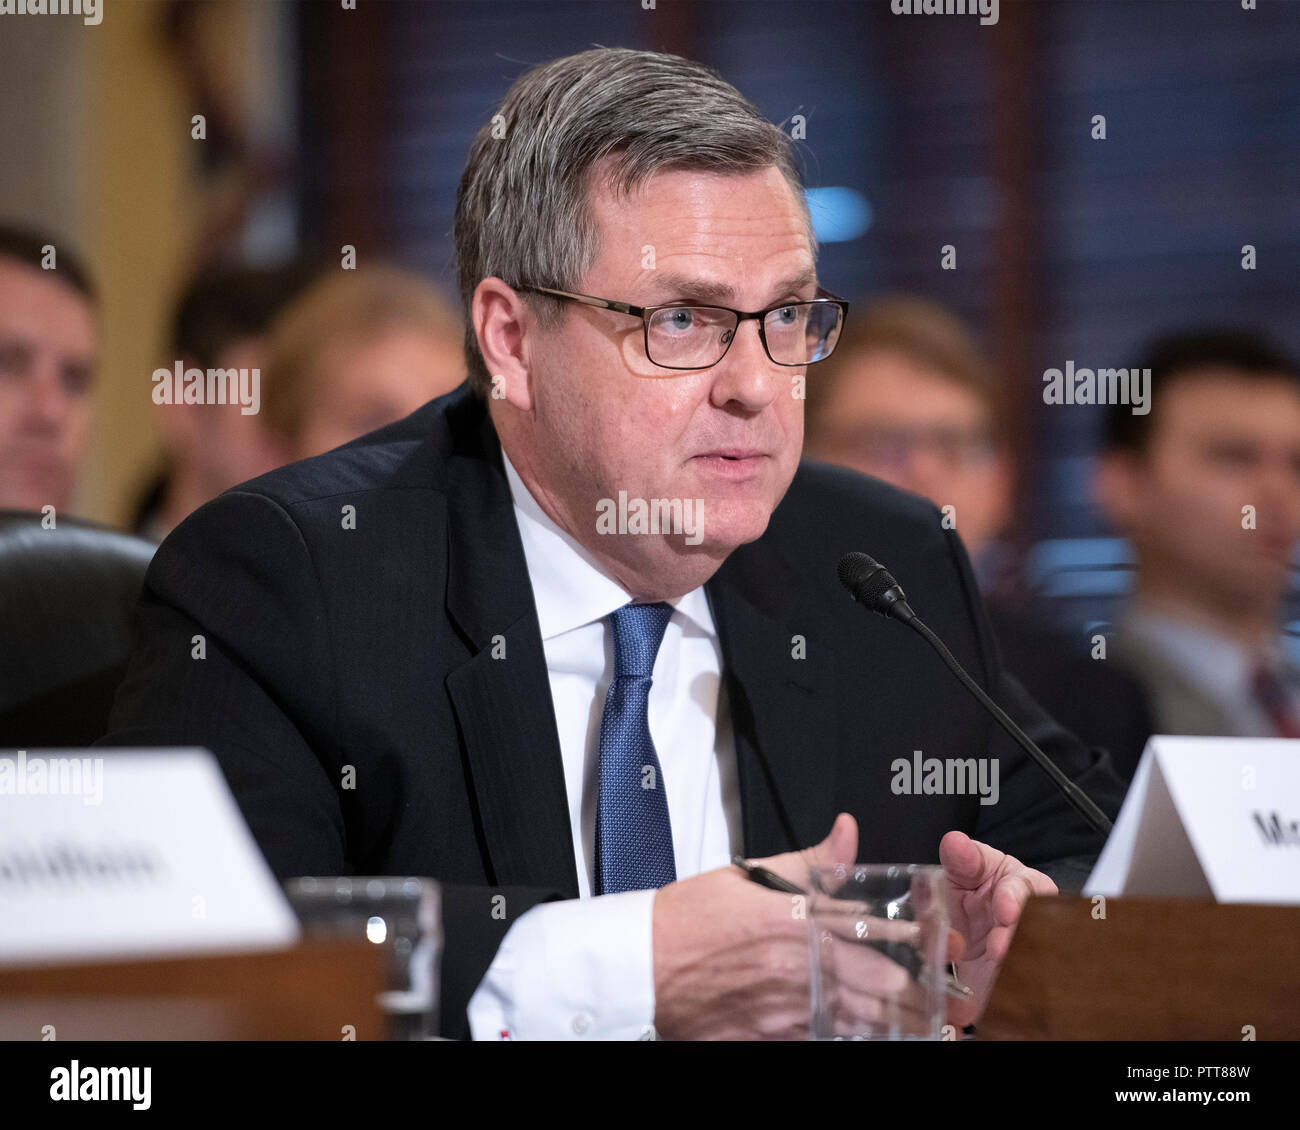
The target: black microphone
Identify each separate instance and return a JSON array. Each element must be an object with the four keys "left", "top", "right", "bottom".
[{"left": 837, "top": 551, "right": 1113, "bottom": 835}]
